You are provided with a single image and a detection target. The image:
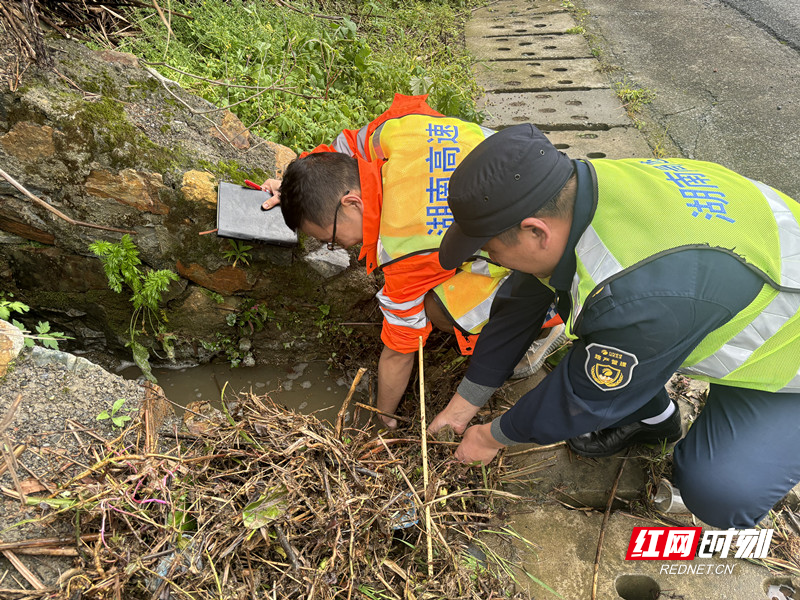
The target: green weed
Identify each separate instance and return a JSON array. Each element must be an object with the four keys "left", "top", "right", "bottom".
[
  {"left": 111, "top": 0, "right": 484, "bottom": 152},
  {"left": 0, "top": 295, "right": 29, "bottom": 321},
  {"left": 16, "top": 321, "right": 71, "bottom": 350},
  {"left": 89, "top": 234, "right": 180, "bottom": 380},
  {"left": 221, "top": 239, "right": 253, "bottom": 268},
  {"left": 472, "top": 527, "right": 562, "bottom": 598},
  {"left": 97, "top": 398, "right": 133, "bottom": 429},
  {"left": 2, "top": 294, "right": 71, "bottom": 350},
  {"left": 614, "top": 80, "right": 655, "bottom": 119}
]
